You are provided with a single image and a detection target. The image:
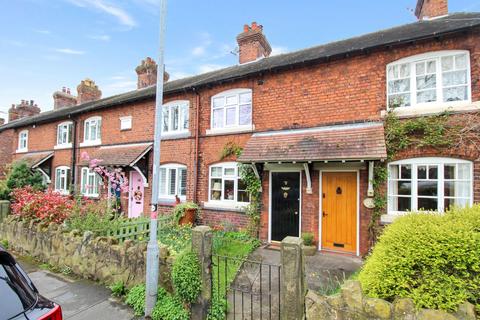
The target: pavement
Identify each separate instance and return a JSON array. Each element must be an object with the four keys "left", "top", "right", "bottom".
[{"left": 17, "top": 257, "right": 135, "bottom": 320}]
